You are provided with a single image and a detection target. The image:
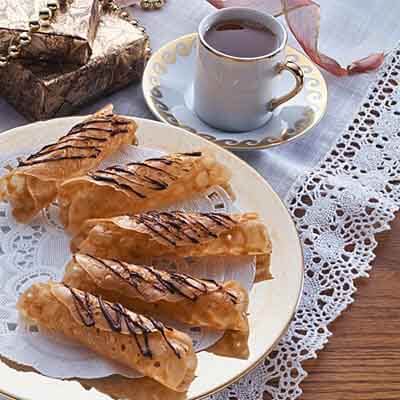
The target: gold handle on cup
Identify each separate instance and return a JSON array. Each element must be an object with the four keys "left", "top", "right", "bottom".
[{"left": 269, "top": 61, "right": 304, "bottom": 110}]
